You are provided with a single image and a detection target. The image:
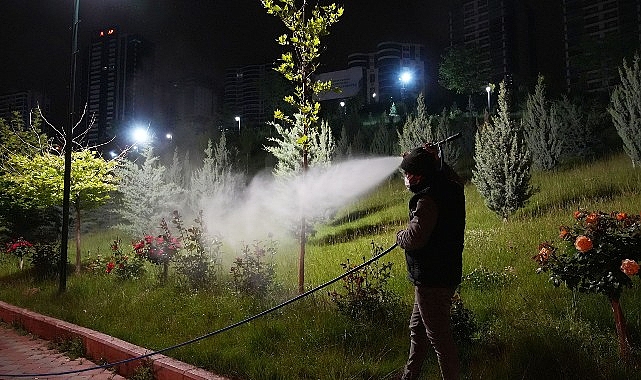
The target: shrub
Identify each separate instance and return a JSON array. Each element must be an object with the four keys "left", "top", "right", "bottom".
[
  {"left": 450, "top": 291, "right": 477, "bottom": 345},
  {"left": 171, "top": 210, "right": 222, "bottom": 290},
  {"left": 328, "top": 241, "right": 401, "bottom": 323},
  {"left": 534, "top": 210, "right": 641, "bottom": 362},
  {"left": 29, "top": 242, "right": 60, "bottom": 280},
  {"left": 4, "top": 237, "right": 34, "bottom": 270},
  {"left": 230, "top": 239, "right": 278, "bottom": 297},
  {"left": 104, "top": 238, "right": 146, "bottom": 280}
]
